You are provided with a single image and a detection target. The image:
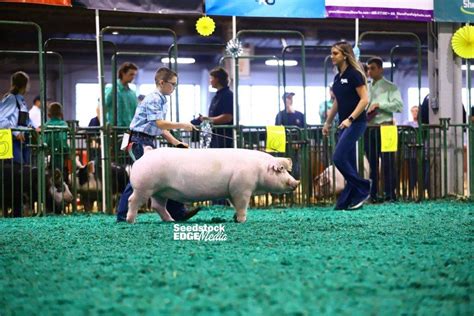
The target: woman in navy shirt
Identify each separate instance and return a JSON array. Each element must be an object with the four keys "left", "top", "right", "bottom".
[{"left": 322, "top": 41, "right": 371, "bottom": 210}]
